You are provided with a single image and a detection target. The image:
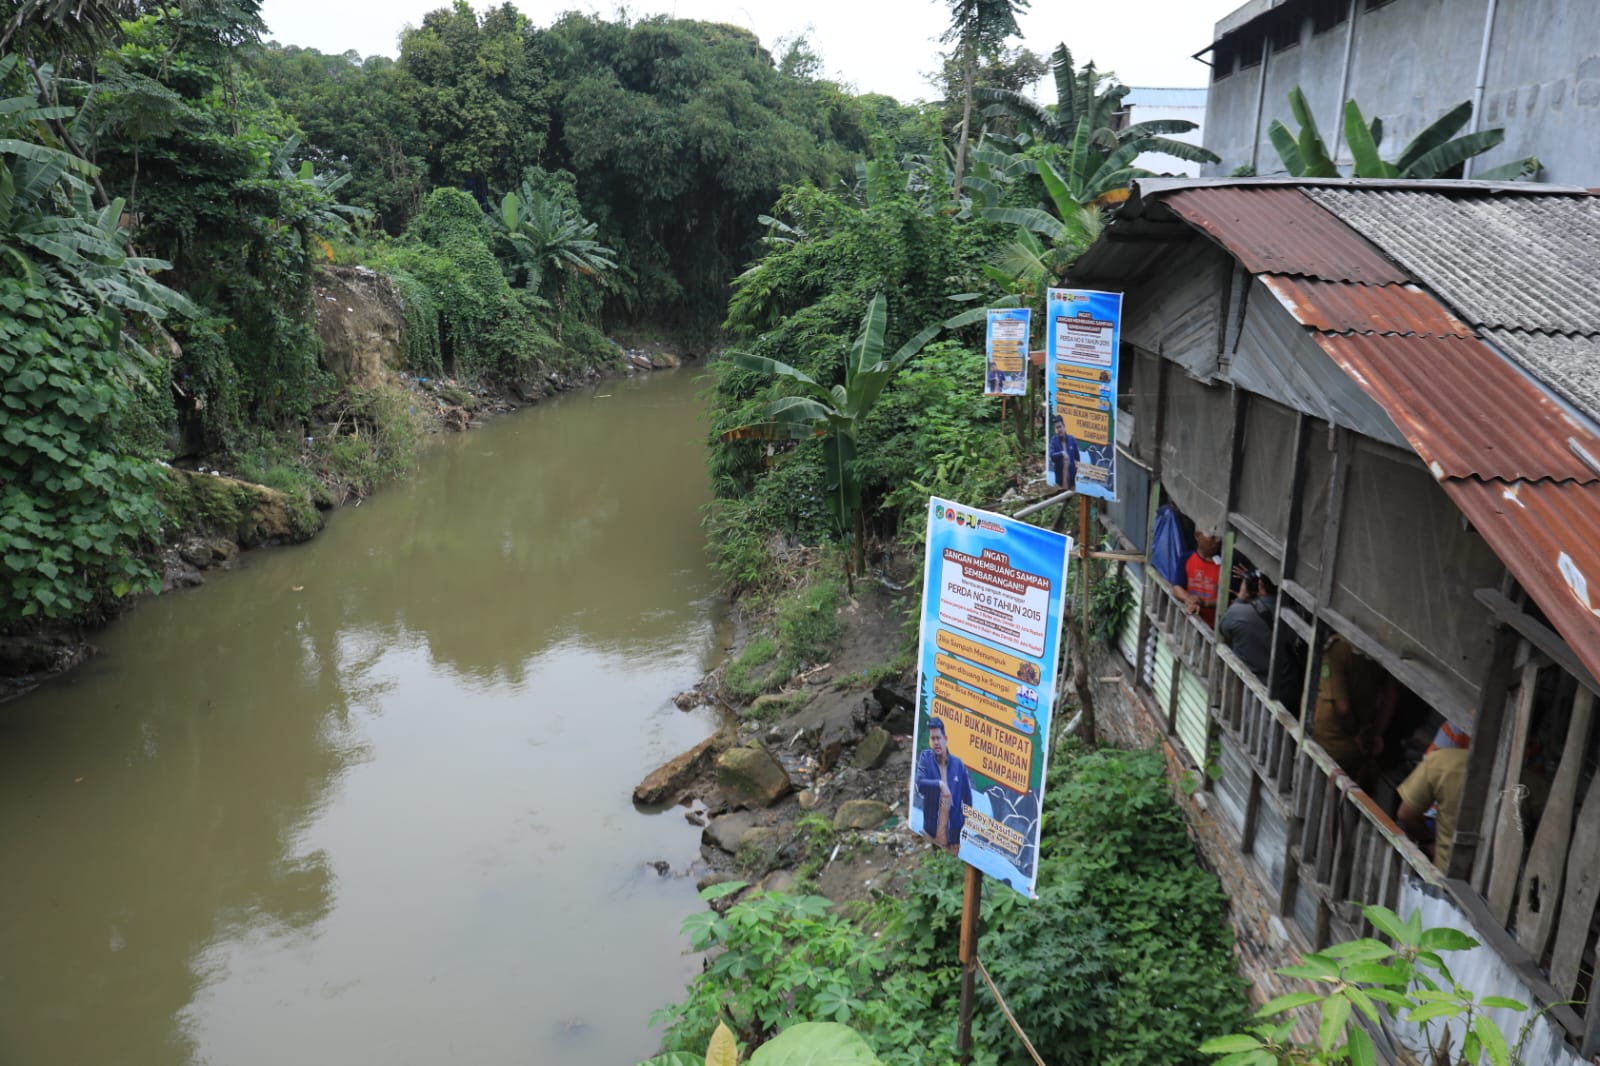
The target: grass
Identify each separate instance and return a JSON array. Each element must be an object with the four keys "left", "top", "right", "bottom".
[{"left": 723, "top": 570, "right": 846, "bottom": 699}]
